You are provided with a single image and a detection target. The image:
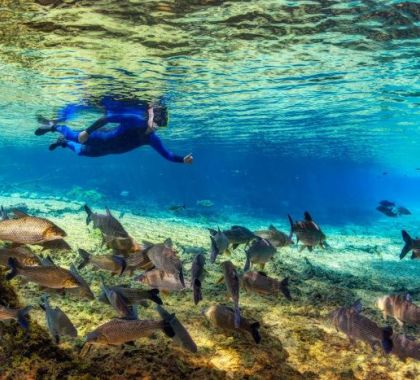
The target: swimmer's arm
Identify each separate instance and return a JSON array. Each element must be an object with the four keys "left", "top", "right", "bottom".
[{"left": 148, "top": 133, "right": 192, "bottom": 164}]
